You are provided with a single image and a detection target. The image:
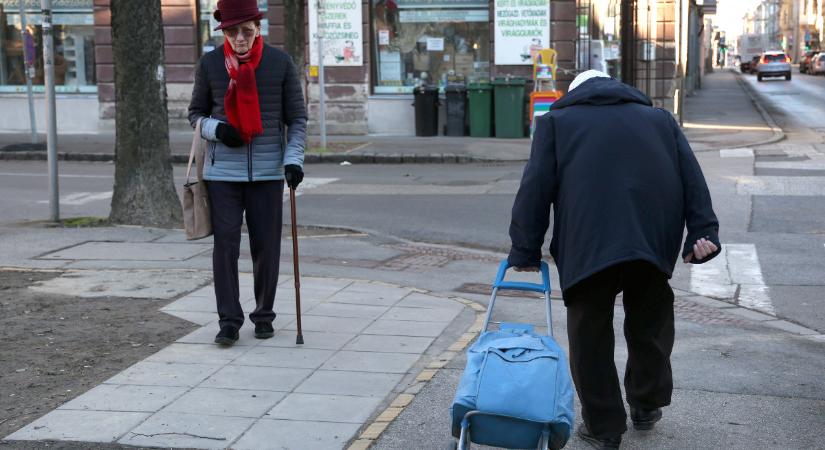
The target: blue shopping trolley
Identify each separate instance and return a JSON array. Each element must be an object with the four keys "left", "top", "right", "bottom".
[{"left": 449, "top": 260, "right": 575, "bottom": 450}]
